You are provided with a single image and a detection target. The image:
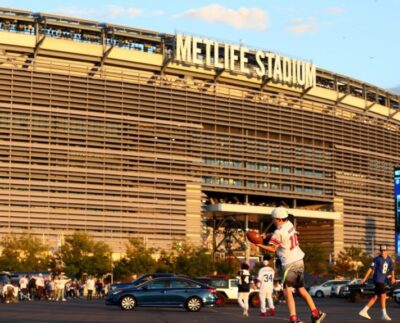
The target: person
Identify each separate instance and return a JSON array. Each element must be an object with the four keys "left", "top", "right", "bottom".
[
  {"left": 28, "top": 276, "right": 36, "bottom": 301},
  {"left": 257, "top": 254, "right": 275, "bottom": 317},
  {"left": 19, "top": 275, "right": 29, "bottom": 301},
  {"left": 86, "top": 276, "right": 96, "bottom": 300},
  {"left": 359, "top": 245, "right": 395, "bottom": 321},
  {"left": 257, "top": 206, "right": 326, "bottom": 323},
  {"left": 236, "top": 262, "right": 253, "bottom": 317},
  {"left": 35, "top": 273, "right": 45, "bottom": 300}
]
